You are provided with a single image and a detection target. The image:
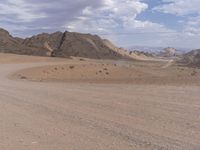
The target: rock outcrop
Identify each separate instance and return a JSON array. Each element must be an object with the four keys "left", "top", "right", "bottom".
[
  {"left": 0, "top": 28, "right": 126, "bottom": 59},
  {"left": 2, "top": 29, "right": 124, "bottom": 59},
  {"left": 180, "top": 49, "right": 200, "bottom": 67}
]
